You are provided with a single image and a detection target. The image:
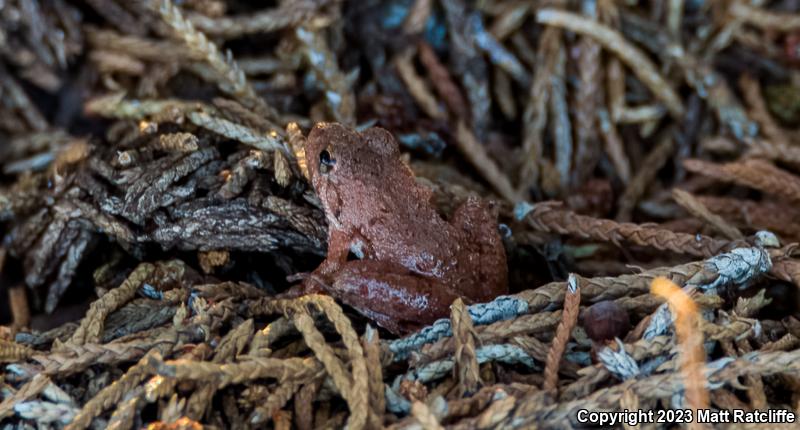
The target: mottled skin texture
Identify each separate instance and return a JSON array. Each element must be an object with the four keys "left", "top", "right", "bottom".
[{"left": 301, "top": 123, "right": 508, "bottom": 334}]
